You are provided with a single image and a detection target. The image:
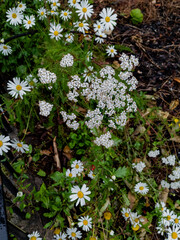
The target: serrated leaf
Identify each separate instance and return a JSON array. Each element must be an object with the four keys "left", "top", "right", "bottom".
[{"left": 115, "top": 166, "right": 130, "bottom": 178}]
